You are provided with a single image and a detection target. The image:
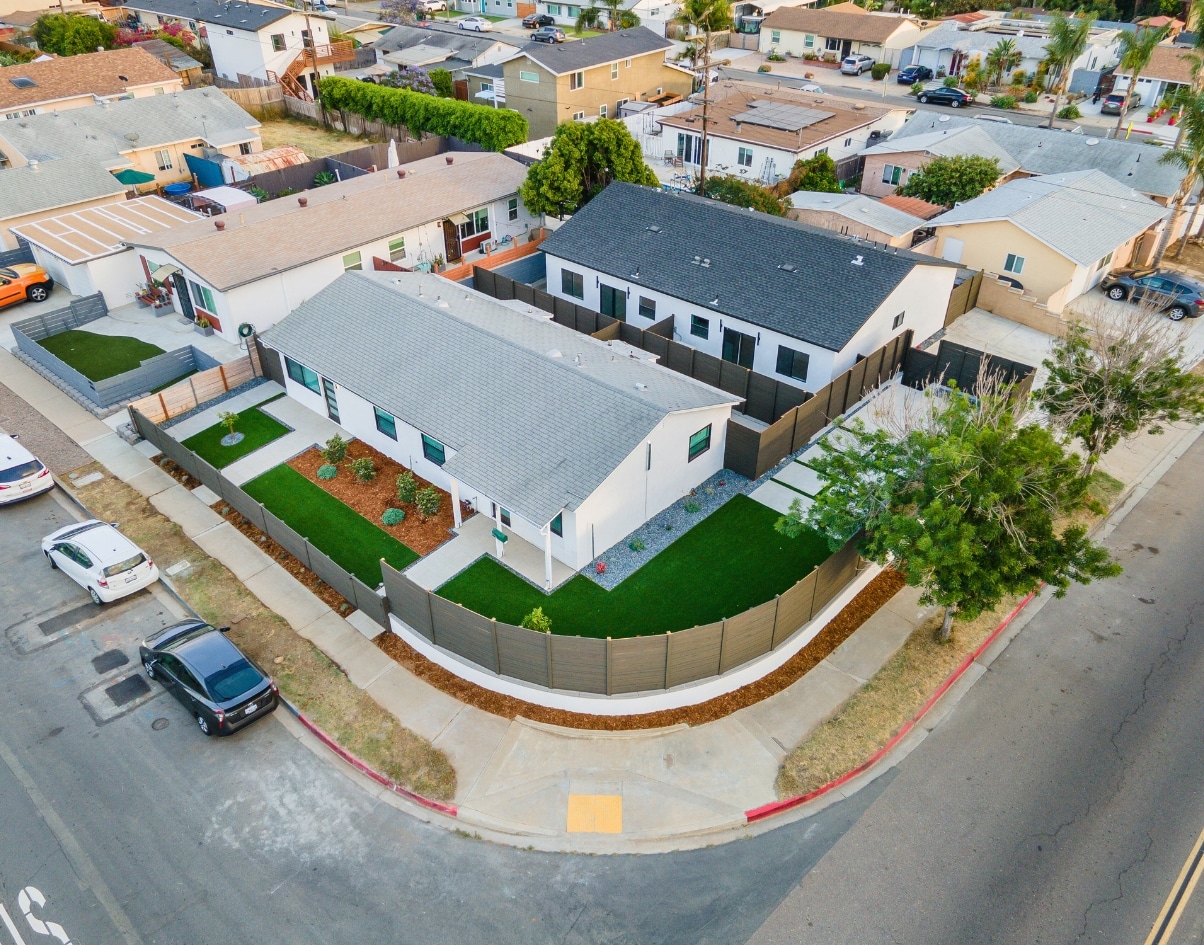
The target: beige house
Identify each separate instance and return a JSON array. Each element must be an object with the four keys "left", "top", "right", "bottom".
[
  {"left": 501, "top": 27, "right": 692, "bottom": 139},
  {"left": 759, "top": 3, "right": 926, "bottom": 68},
  {"left": 0, "top": 47, "right": 182, "bottom": 121},
  {"left": 788, "top": 191, "right": 933, "bottom": 251},
  {"left": 0, "top": 156, "right": 127, "bottom": 250},
  {"left": 931, "top": 170, "right": 1168, "bottom": 313}
]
